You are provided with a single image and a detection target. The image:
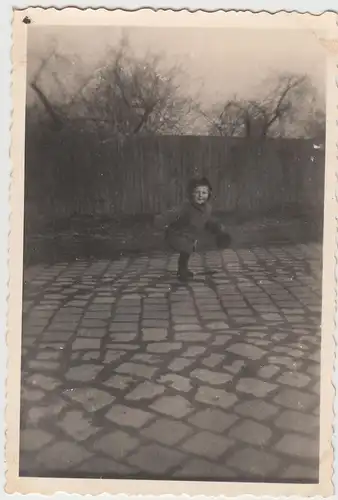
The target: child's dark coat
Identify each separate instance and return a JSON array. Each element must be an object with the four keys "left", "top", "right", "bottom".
[{"left": 155, "top": 200, "right": 226, "bottom": 254}]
